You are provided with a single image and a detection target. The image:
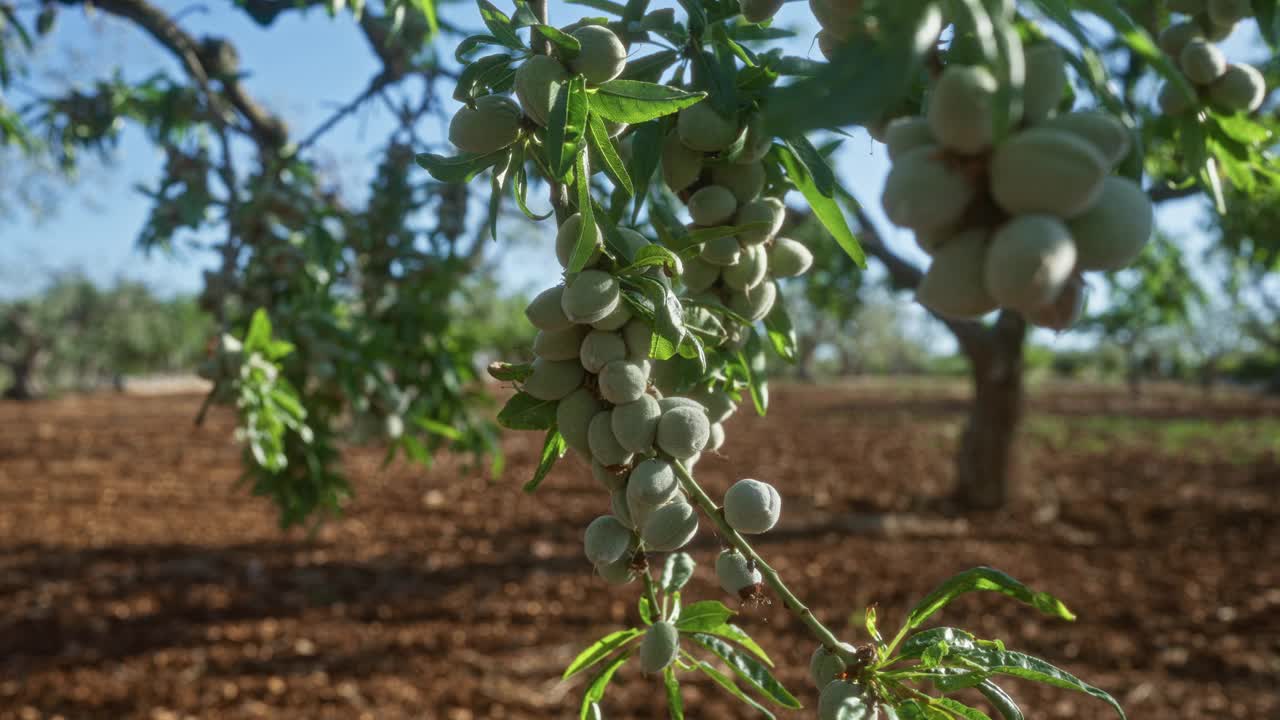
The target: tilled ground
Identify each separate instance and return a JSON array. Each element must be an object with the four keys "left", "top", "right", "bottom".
[{"left": 0, "top": 383, "right": 1276, "bottom": 719}]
